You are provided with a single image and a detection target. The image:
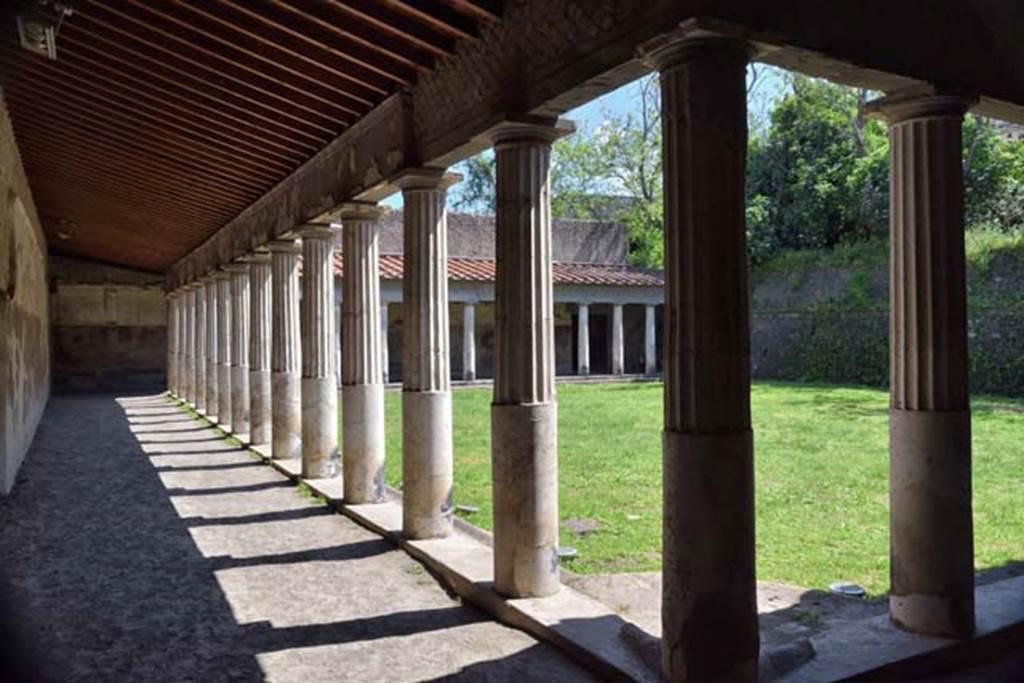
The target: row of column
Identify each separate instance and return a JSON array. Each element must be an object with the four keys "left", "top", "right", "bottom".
[
  {"left": 168, "top": 38, "right": 976, "bottom": 680},
  {"left": 575, "top": 302, "right": 658, "bottom": 376}
]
